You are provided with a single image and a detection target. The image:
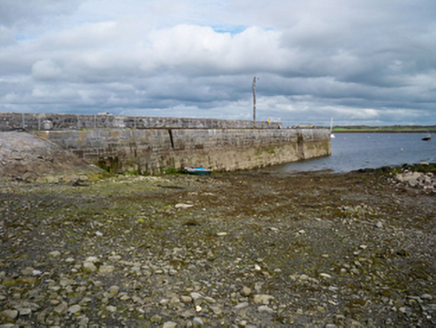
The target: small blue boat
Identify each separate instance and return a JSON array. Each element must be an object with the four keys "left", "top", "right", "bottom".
[{"left": 184, "top": 167, "right": 213, "bottom": 175}]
